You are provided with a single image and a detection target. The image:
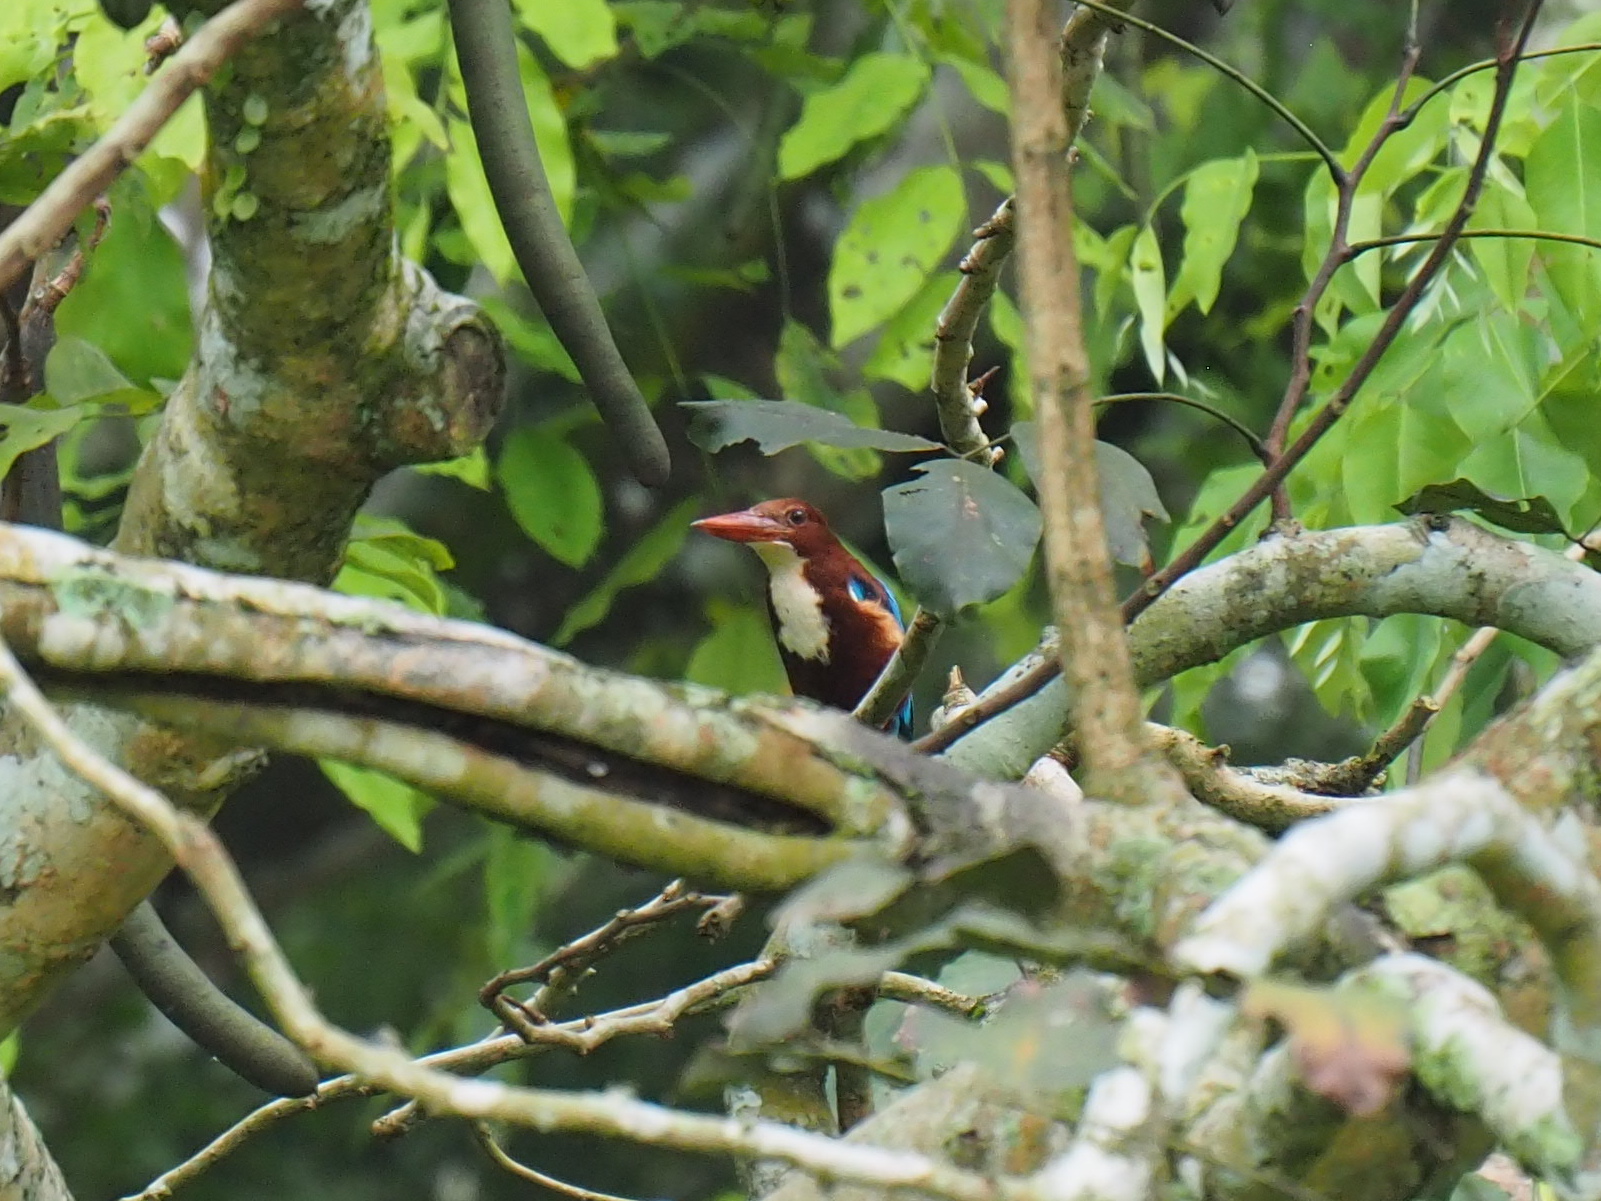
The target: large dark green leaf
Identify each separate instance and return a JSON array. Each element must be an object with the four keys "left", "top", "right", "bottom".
[
  {"left": 884, "top": 459, "right": 1042, "bottom": 615},
  {"left": 682, "top": 398, "right": 942, "bottom": 455},
  {"left": 1394, "top": 478, "right": 1568, "bottom": 536},
  {"left": 1012, "top": 423, "right": 1168, "bottom": 567}
]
